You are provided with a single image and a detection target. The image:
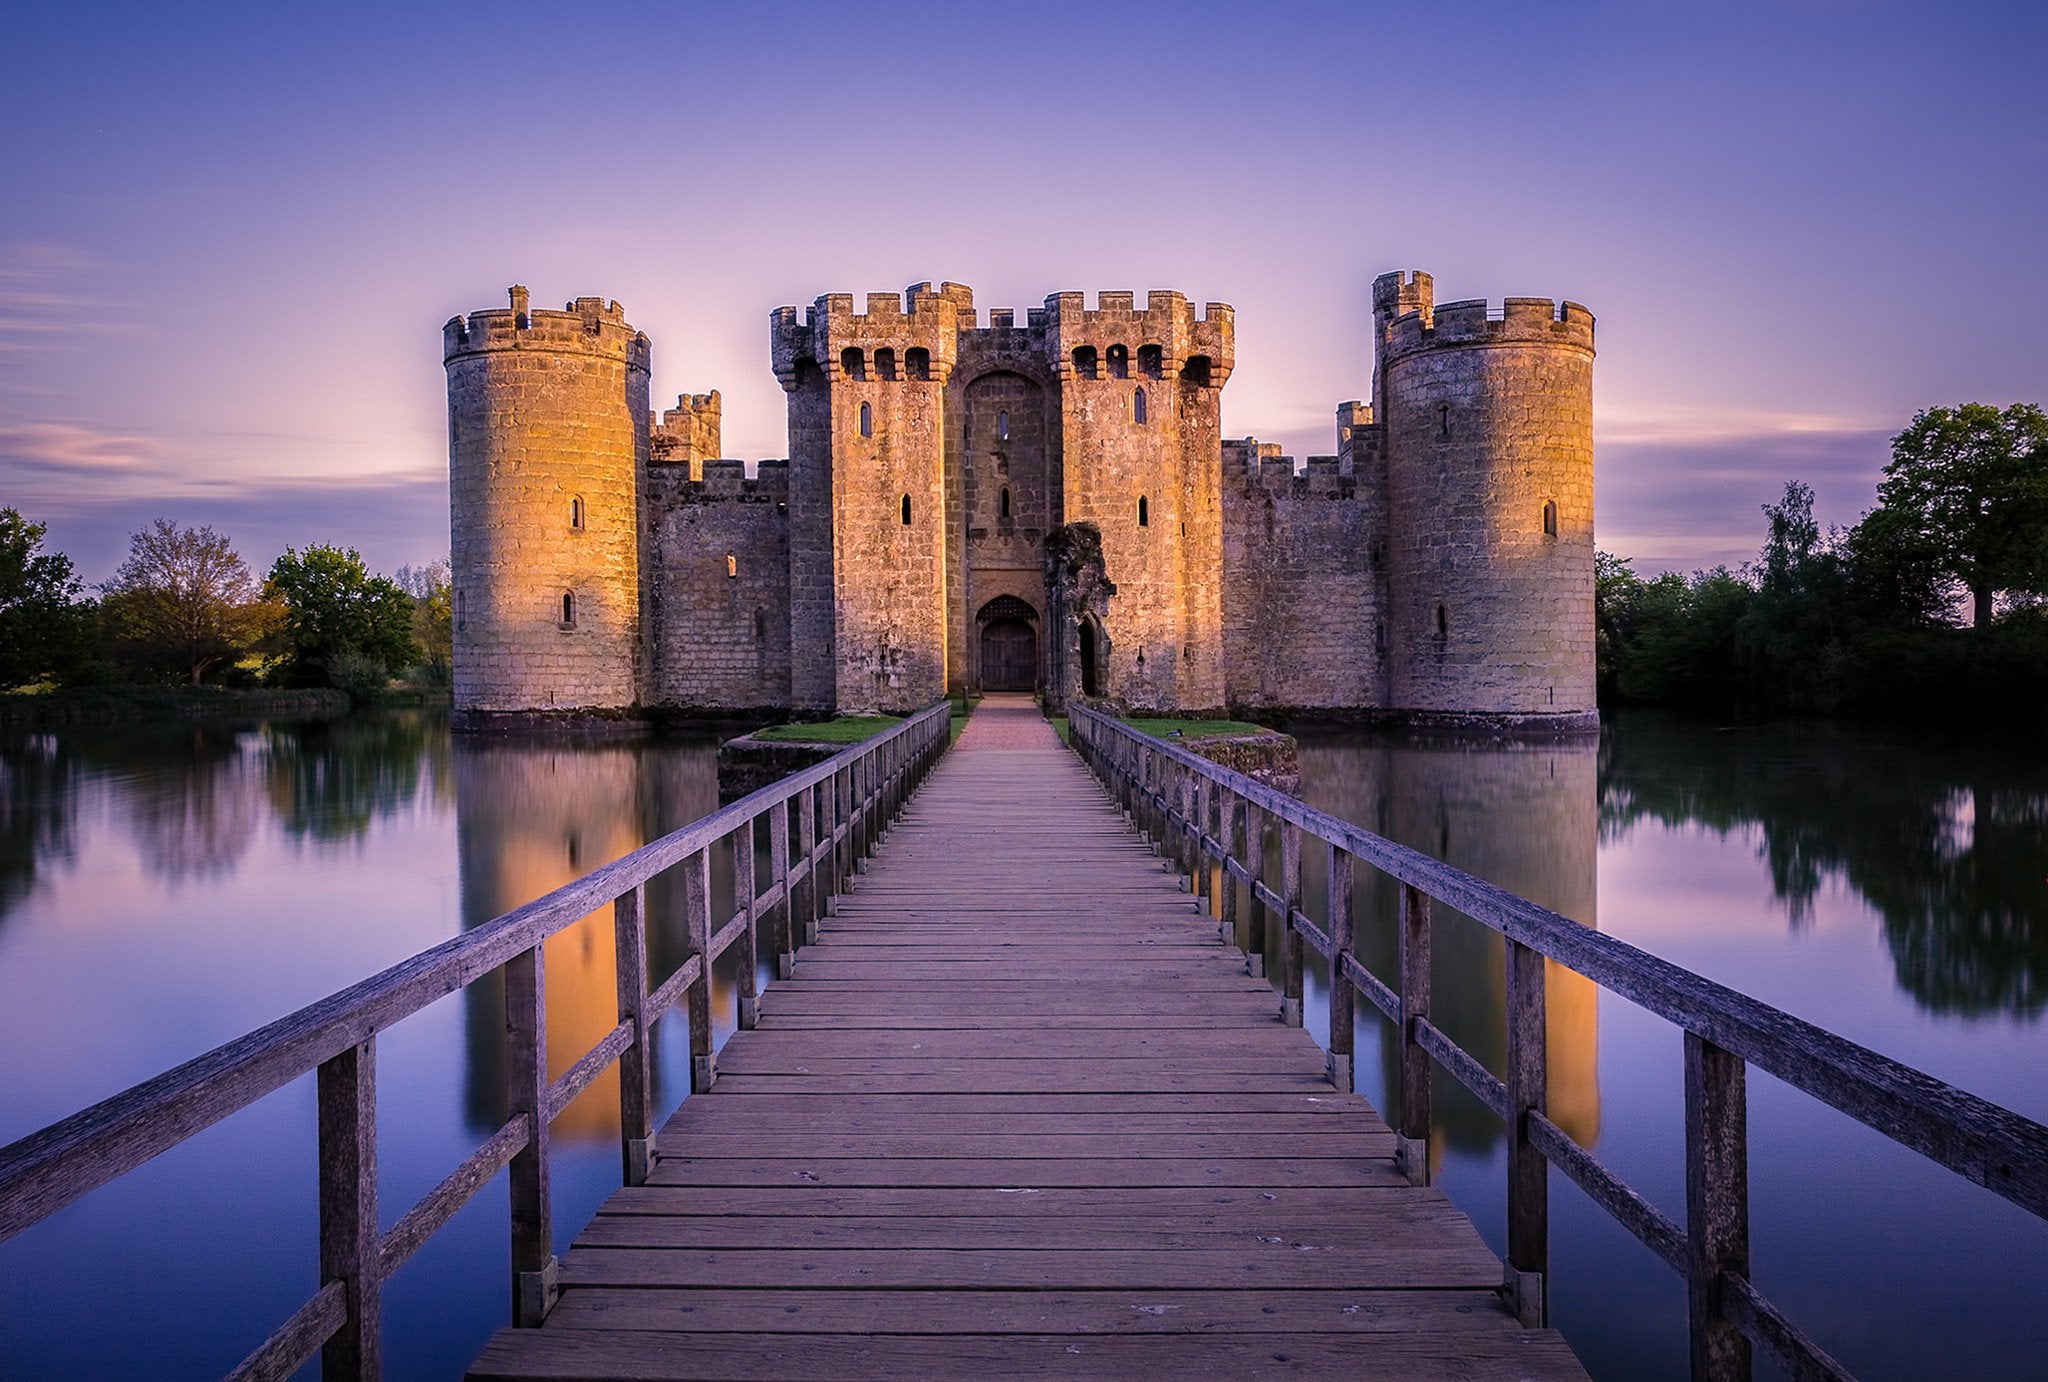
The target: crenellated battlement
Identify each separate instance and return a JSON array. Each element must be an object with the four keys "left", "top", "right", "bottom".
[
  {"left": 1222, "top": 439, "right": 1360, "bottom": 498},
  {"left": 1043, "top": 290, "right": 1234, "bottom": 385},
  {"left": 444, "top": 286, "right": 650, "bottom": 370},
  {"left": 650, "top": 390, "right": 722, "bottom": 475},
  {"left": 1382, "top": 293, "right": 1594, "bottom": 360},
  {"left": 771, "top": 282, "right": 966, "bottom": 387}
]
